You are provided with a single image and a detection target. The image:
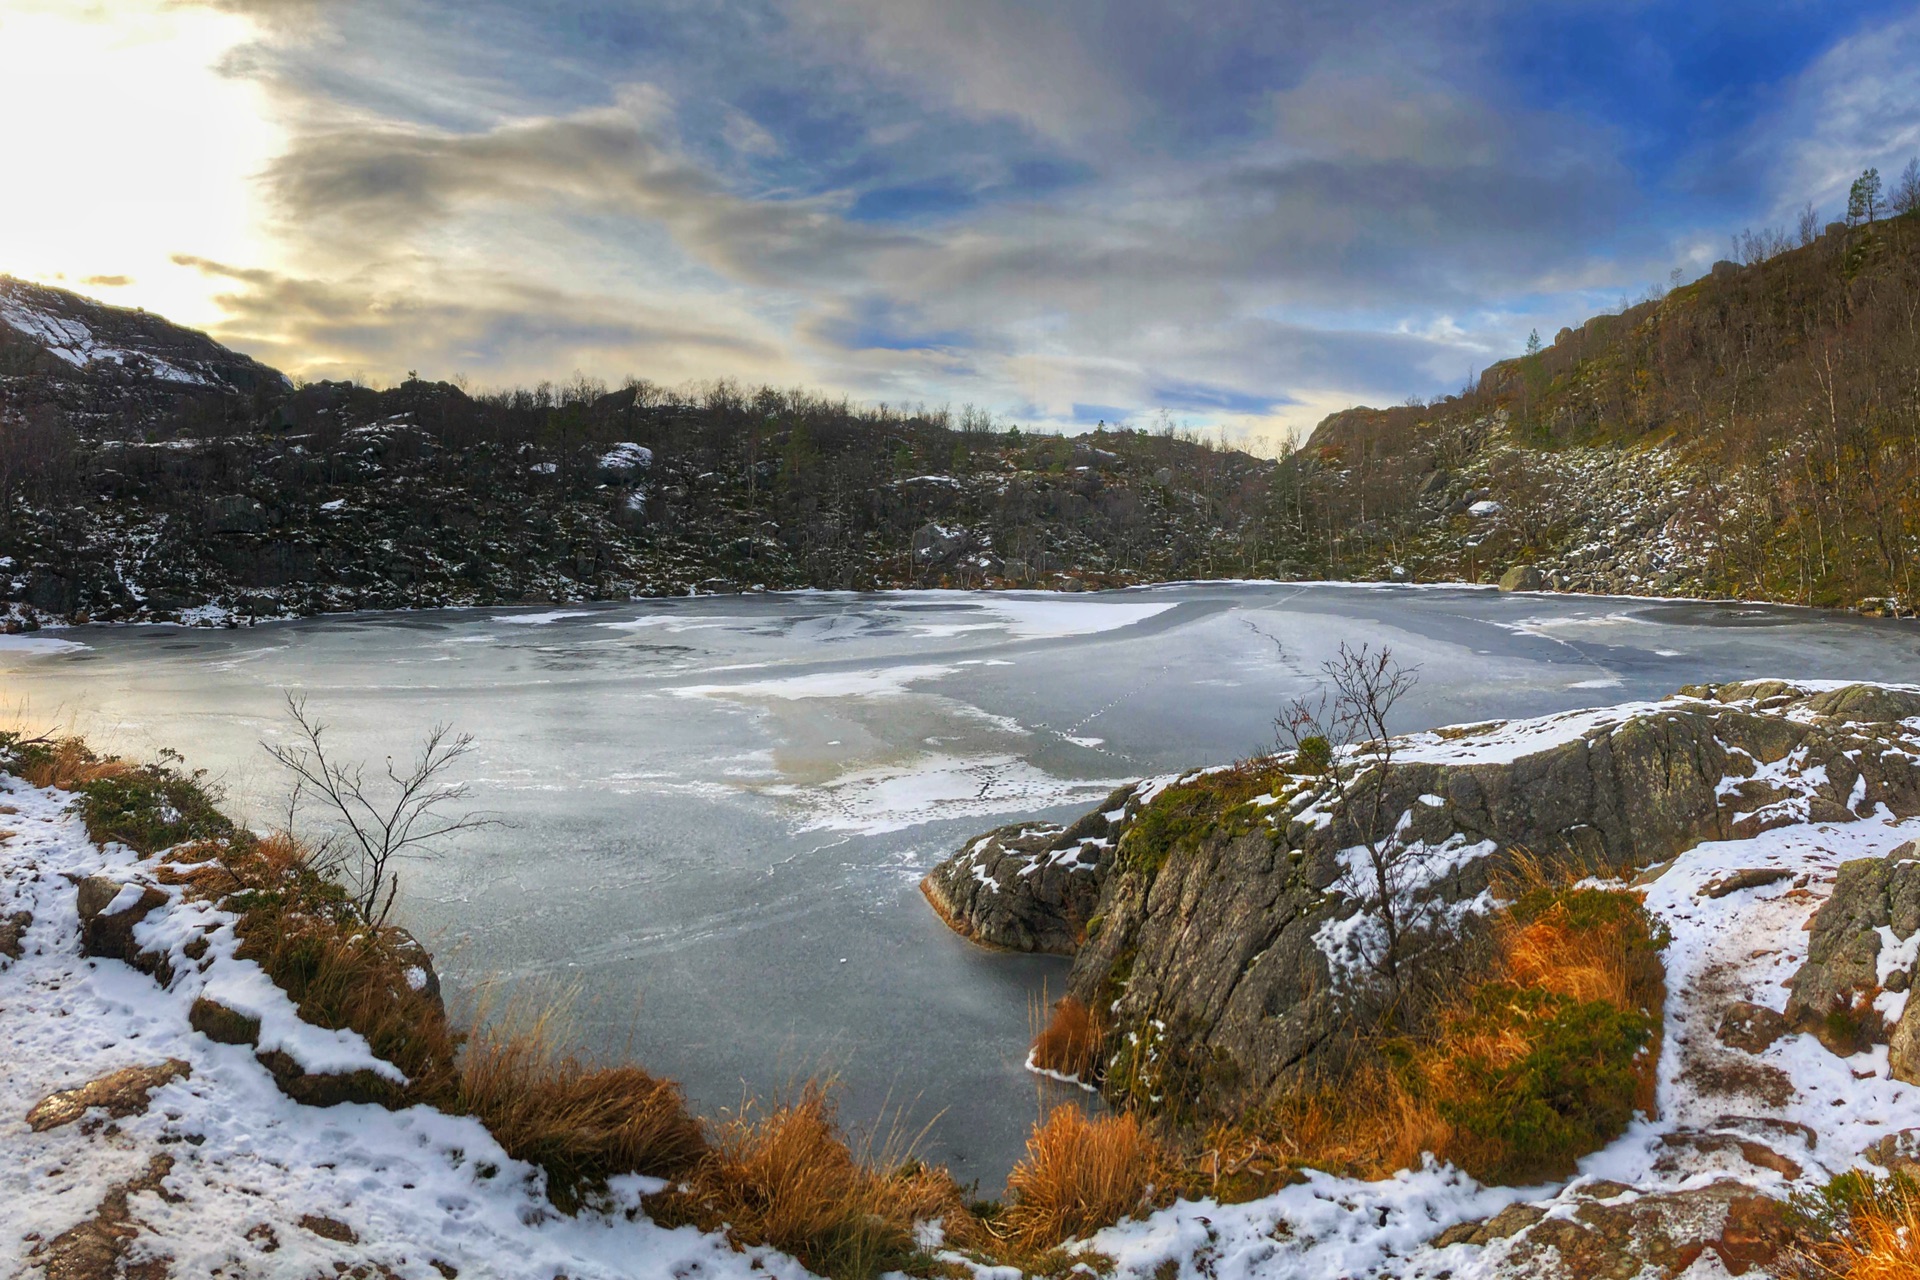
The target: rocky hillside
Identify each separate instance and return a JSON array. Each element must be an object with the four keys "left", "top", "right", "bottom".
[
  {"left": 1286, "top": 211, "right": 1920, "bottom": 611},
  {"left": 926, "top": 681, "right": 1920, "bottom": 1276},
  {"left": 0, "top": 277, "right": 1283, "bottom": 627}
]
